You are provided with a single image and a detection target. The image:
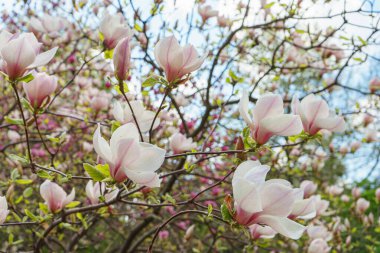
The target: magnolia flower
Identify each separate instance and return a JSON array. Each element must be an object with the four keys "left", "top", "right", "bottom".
[
  {"left": 85, "top": 181, "right": 119, "bottom": 205},
  {"left": 292, "top": 94, "right": 345, "bottom": 135},
  {"left": 40, "top": 180, "right": 75, "bottom": 213},
  {"left": 289, "top": 193, "right": 316, "bottom": 220},
  {"left": 112, "top": 100, "right": 159, "bottom": 132},
  {"left": 198, "top": 5, "right": 218, "bottom": 22},
  {"left": 300, "top": 180, "right": 317, "bottom": 198},
  {"left": 249, "top": 224, "right": 277, "bottom": 240},
  {"left": 312, "top": 195, "right": 330, "bottom": 216},
  {"left": 376, "top": 188, "right": 380, "bottom": 202},
  {"left": 0, "top": 196, "right": 9, "bottom": 224},
  {"left": 308, "top": 238, "right": 331, "bottom": 253},
  {"left": 326, "top": 185, "right": 344, "bottom": 196},
  {"left": 369, "top": 77, "right": 380, "bottom": 93},
  {"left": 355, "top": 198, "right": 370, "bottom": 213},
  {"left": 93, "top": 123, "right": 166, "bottom": 186},
  {"left": 99, "top": 11, "right": 132, "bottom": 49},
  {"left": 239, "top": 91, "right": 303, "bottom": 144},
  {"left": 154, "top": 36, "right": 205, "bottom": 83},
  {"left": 365, "top": 129, "right": 378, "bottom": 143},
  {"left": 217, "top": 15, "right": 231, "bottom": 27},
  {"left": 23, "top": 72, "right": 57, "bottom": 108},
  {"left": 307, "top": 225, "right": 332, "bottom": 241},
  {"left": 0, "top": 31, "right": 58, "bottom": 80},
  {"left": 232, "top": 160, "right": 306, "bottom": 239},
  {"left": 170, "top": 133, "right": 196, "bottom": 154},
  {"left": 90, "top": 94, "right": 110, "bottom": 111},
  {"left": 113, "top": 37, "right": 131, "bottom": 81},
  {"left": 29, "top": 15, "right": 67, "bottom": 37}
]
